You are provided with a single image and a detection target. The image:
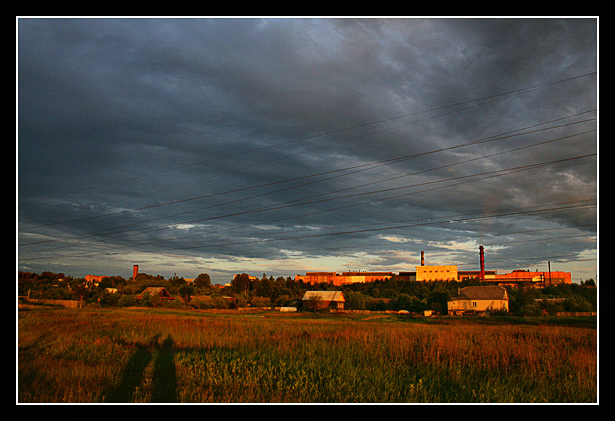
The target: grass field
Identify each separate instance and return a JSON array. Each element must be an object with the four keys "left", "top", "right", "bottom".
[{"left": 17, "top": 307, "right": 597, "bottom": 403}]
